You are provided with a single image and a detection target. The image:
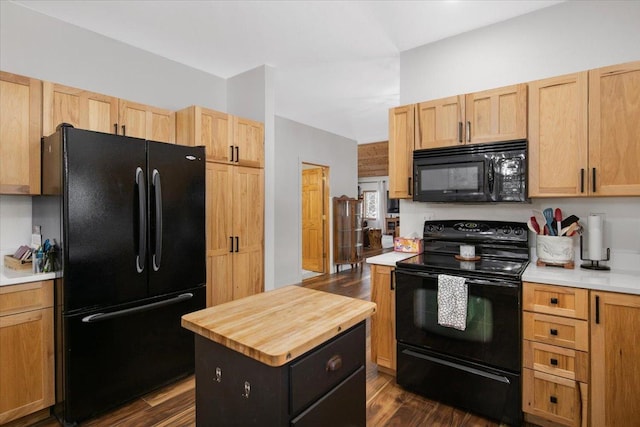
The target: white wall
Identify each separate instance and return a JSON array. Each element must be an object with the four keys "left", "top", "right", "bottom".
[
  {"left": 274, "top": 116, "right": 358, "bottom": 287},
  {"left": 0, "top": 2, "right": 227, "bottom": 111},
  {"left": 399, "top": 0, "right": 640, "bottom": 266},
  {"left": 226, "top": 66, "right": 277, "bottom": 291}
]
